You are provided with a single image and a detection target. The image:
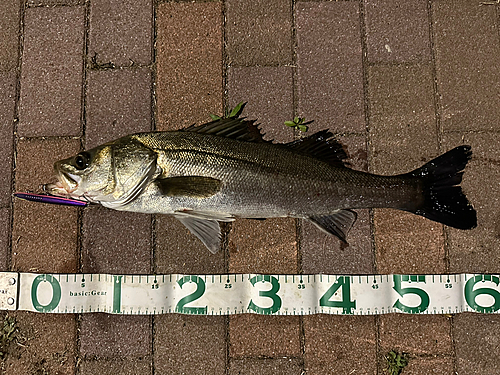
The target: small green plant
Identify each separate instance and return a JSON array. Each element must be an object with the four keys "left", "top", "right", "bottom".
[
  {"left": 384, "top": 350, "right": 408, "bottom": 375},
  {"left": 0, "top": 315, "right": 18, "bottom": 359},
  {"left": 284, "top": 117, "right": 313, "bottom": 132},
  {"left": 210, "top": 102, "right": 246, "bottom": 120}
]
